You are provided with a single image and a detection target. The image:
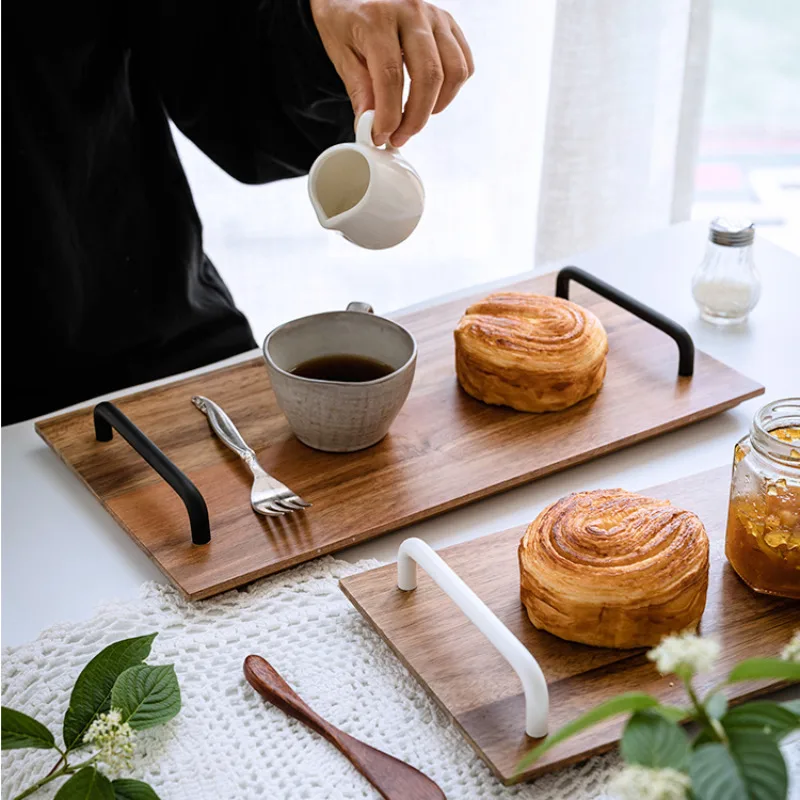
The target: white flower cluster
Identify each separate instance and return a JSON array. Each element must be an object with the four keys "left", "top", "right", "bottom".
[
  {"left": 647, "top": 631, "right": 720, "bottom": 678},
  {"left": 83, "top": 708, "right": 135, "bottom": 773},
  {"left": 781, "top": 630, "right": 800, "bottom": 664},
  {"left": 609, "top": 765, "right": 690, "bottom": 800}
]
